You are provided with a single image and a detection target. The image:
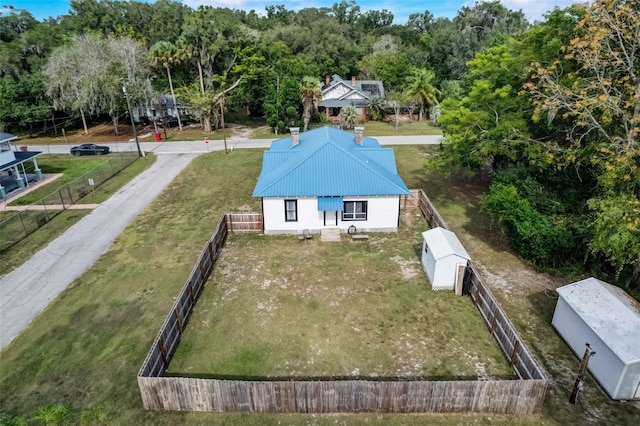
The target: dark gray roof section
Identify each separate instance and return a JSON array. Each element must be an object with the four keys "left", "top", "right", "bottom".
[
  {"left": 0, "top": 132, "right": 18, "bottom": 144},
  {"left": 0, "top": 151, "right": 43, "bottom": 171},
  {"left": 321, "top": 75, "right": 385, "bottom": 99},
  {"left": 319, "top": 99, "right": 368, "bottom": 108}
]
